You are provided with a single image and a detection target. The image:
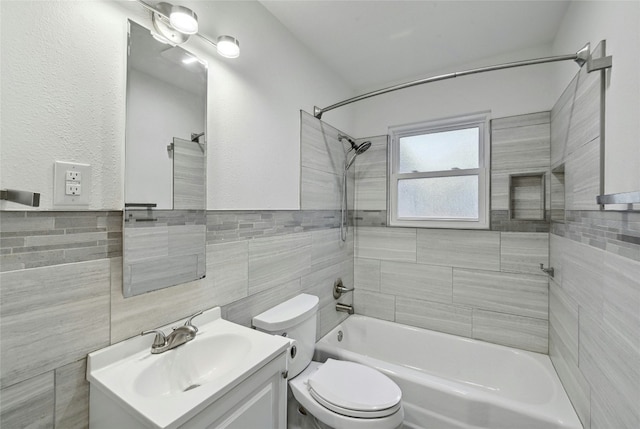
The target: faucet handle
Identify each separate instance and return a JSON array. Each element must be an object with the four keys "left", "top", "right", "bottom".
[
  {"left": 141, "top": 329, "right": 167, "bottom": 347},
  {"left": 184, "top": 310, "right": 204, "bottom": 332}
]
